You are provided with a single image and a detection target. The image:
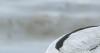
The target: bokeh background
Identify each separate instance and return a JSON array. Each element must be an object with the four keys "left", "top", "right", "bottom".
[{"left": 0, "top": 0, "right": 100, "bottom": 53}]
